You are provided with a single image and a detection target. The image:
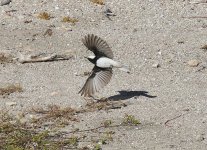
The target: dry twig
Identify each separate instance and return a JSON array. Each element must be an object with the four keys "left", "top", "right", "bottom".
[{"left": 16, "top": 53, "right": 73, "bottom": 63}]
